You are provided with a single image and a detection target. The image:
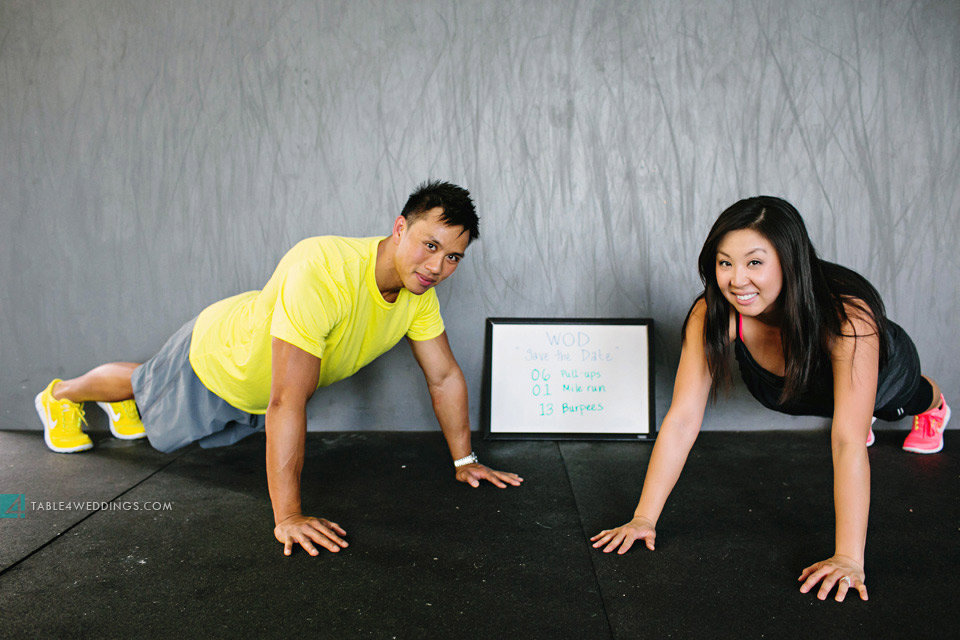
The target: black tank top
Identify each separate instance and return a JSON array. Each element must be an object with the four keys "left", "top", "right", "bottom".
[{"left": 733, "top": 312, "right": 920, "bottom": 418}]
